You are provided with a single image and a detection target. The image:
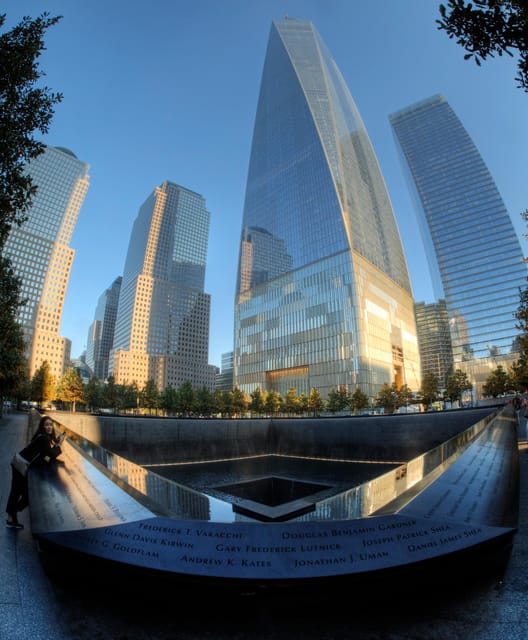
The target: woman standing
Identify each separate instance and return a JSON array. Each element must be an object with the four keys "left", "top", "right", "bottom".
[{"left": 6, "top": 414, "right": 65, "bottom": 529}]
